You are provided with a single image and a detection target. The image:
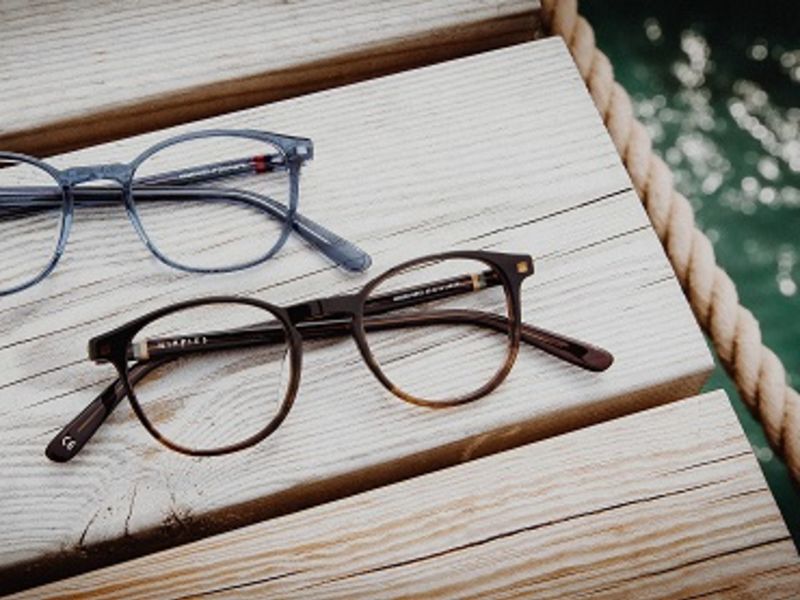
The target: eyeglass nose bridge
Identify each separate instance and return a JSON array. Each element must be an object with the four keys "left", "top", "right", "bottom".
[{"left": 62, "top": 163, "right": 133, "bottom": 187}]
